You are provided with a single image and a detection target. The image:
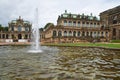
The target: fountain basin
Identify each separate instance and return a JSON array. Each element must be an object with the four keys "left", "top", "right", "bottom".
[{"left": 0, "top": 46, "right": 120, "bottom": 80}]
